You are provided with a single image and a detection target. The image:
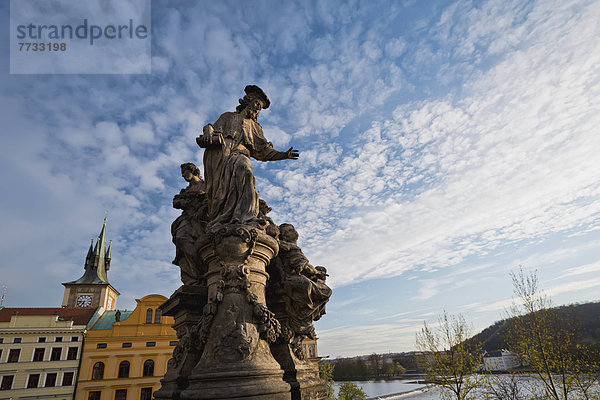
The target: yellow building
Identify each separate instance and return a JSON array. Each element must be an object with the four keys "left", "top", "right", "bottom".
[
  {"left": 76, "top": 295, "right": 177, "bottom": 400},
  {"left": 0, "top": 307, "right": 97, "bottom": 400}
]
